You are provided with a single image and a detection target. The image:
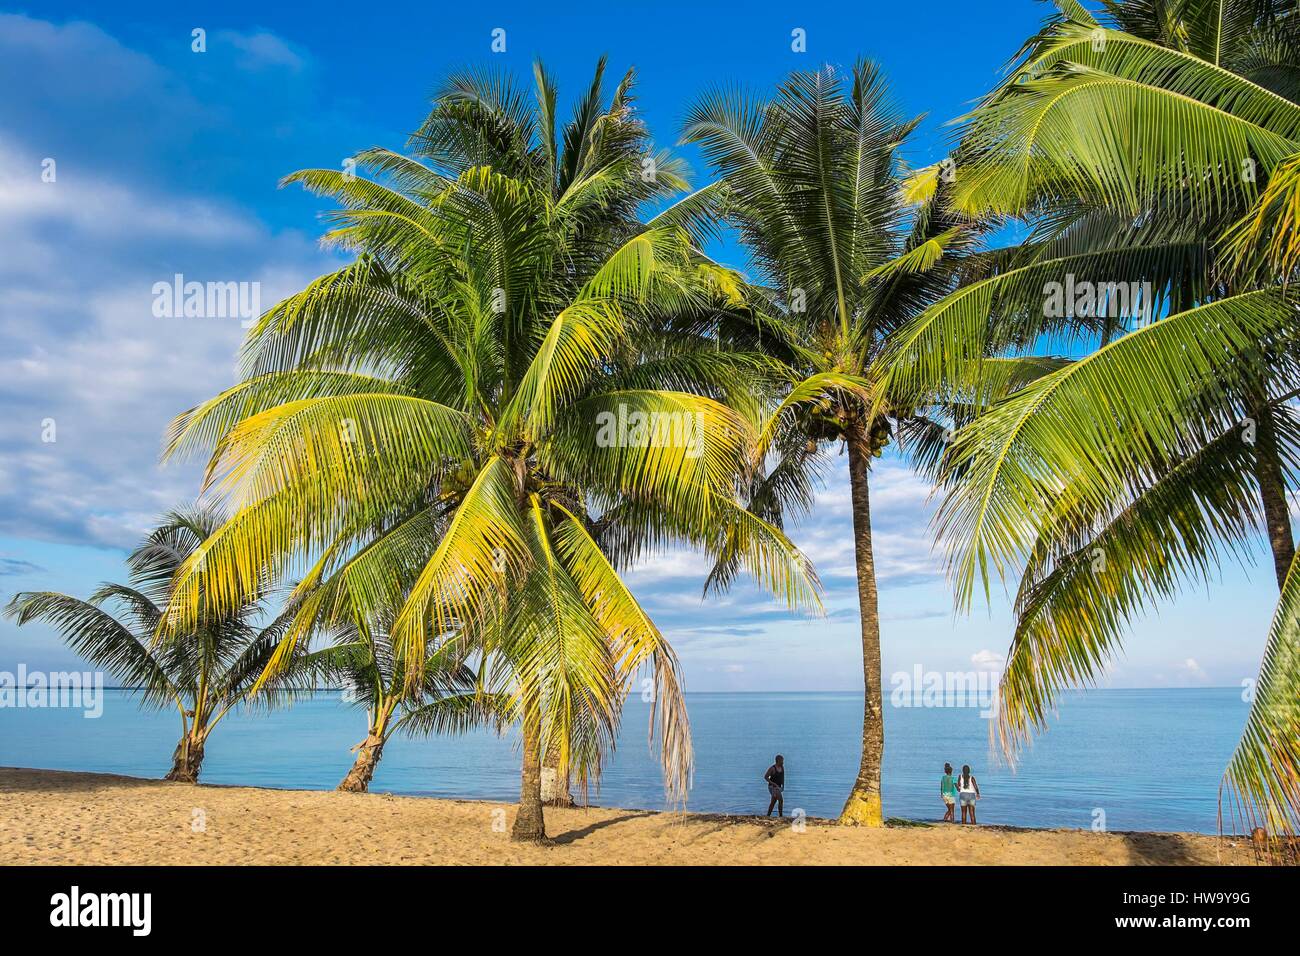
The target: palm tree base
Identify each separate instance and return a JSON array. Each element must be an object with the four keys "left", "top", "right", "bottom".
[
  {"left": 510, "top": 799, "right": 550, "bottom": 844},
  {"left": 838, "top": 790, "right": 883, "bottom": 827},
  {"left": 337, "top": 735, "right": 384, "bottom": 793},
  {"left": 164, "top": 737, "right": 204, "bottom": 783},
  {"left": 509, "top": 832, "right": 554, "bottom": 846}
]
